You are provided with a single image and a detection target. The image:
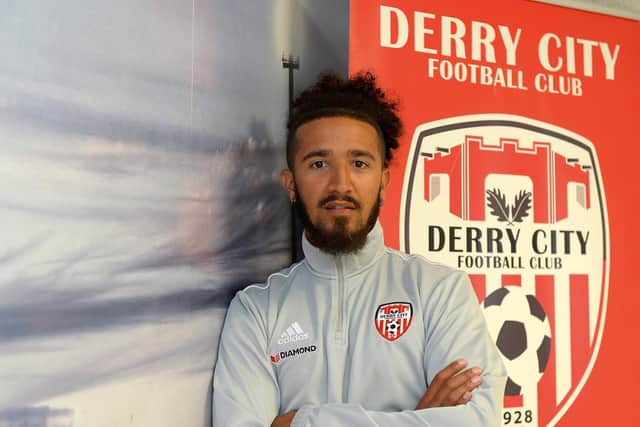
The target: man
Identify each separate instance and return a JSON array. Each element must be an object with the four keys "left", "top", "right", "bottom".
[{"left": 212, "top": 72, "right": 506, "bottom": 426}]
